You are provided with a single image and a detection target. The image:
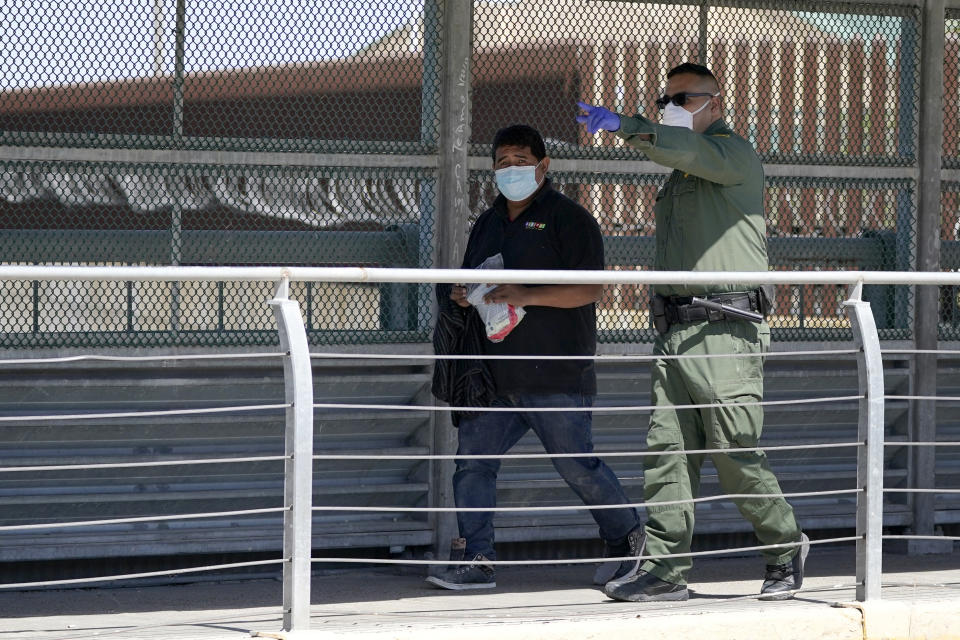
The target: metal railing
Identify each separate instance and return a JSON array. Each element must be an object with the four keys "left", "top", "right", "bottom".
[{"left": 1, "top": 265, "right": 959, "bottom": 635}]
